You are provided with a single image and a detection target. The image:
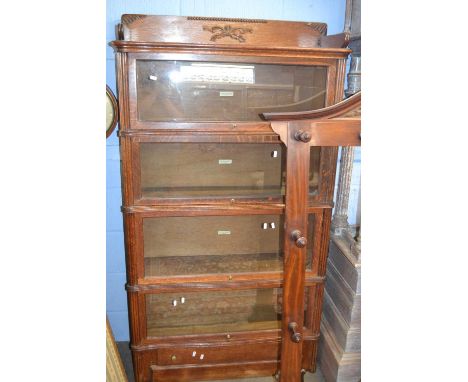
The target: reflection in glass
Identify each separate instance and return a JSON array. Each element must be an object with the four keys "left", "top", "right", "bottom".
[
  {"left": 144, "top": 215, "right": 284, "bottom": 277},
  {"left": 139, "top": 143, "right": 321, "bottom": 199},
  {"left": 146, "top": 288, "right": 310, "bottom": 337},
  {"left": 143, "top": 214, "right": 317, "bottom": 278},
  {"left": 136, "top": 61, "right": 328, "bottom": 122},
  {"left": 146, "top": 289, "right": 283, "bottom": 337}
]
